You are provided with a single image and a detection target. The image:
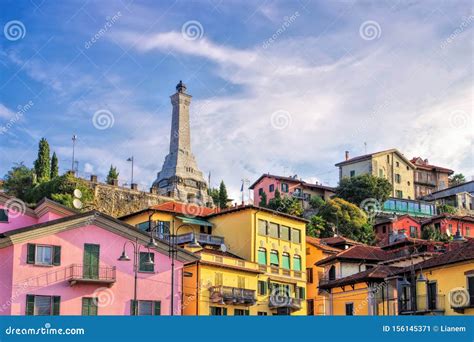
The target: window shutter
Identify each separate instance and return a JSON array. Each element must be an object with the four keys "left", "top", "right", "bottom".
[
  {"left": 130, "top": 300, "right": 137, "bottom": 316},
  {"left": 27, "top": 244, "right": 36, "bottom": 264},
  {"left": 26, "top": 295, "right": 35, "bottom": 315},
  {"left": 52, "top": 296, "right": 60, "bottom": 315},
  {"left": 245, "top": 310, "right": 249, "bottom": 316},
  {"left": 223, "top": 308, "right": 227, "bottom": 316},
  {"left": 81, "top": 298, "right": 89, "bottom": 316},
  {"left": 154, "top": 301, "right": 161, "bottom": 315},
  {"left": 53, "top": 246, "right": 61, "bottom": 266}
]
